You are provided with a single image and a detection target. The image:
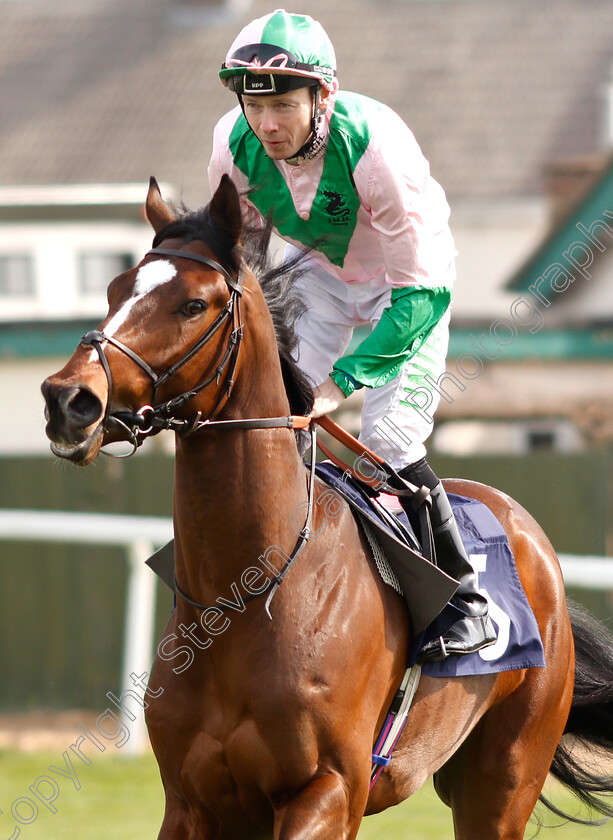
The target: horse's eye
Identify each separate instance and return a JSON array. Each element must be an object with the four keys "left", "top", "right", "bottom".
[{"left": 182, "top": 300, "right": 207, "bottom": 317}]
